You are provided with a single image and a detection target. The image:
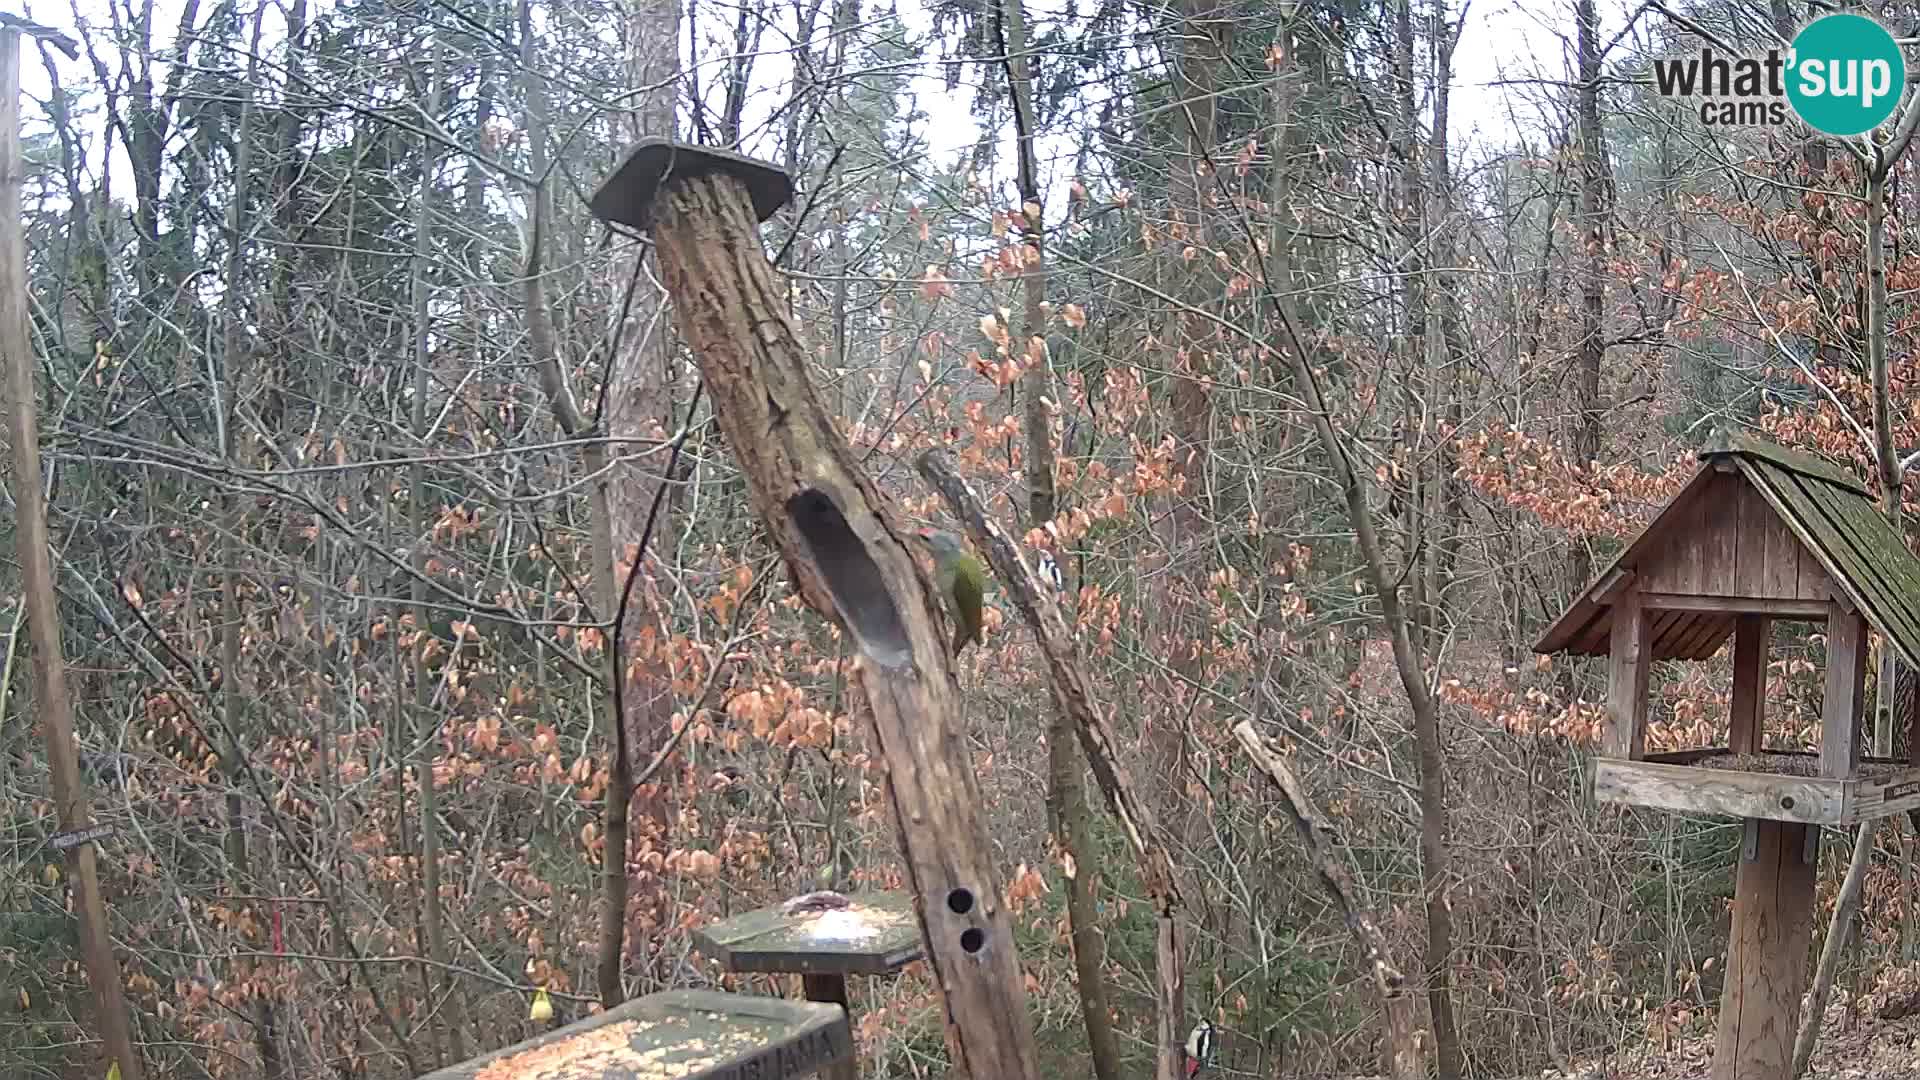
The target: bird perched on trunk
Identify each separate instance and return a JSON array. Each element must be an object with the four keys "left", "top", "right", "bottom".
[{"left": 917, "top": 527, "right": 985, "bottom": 657}]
